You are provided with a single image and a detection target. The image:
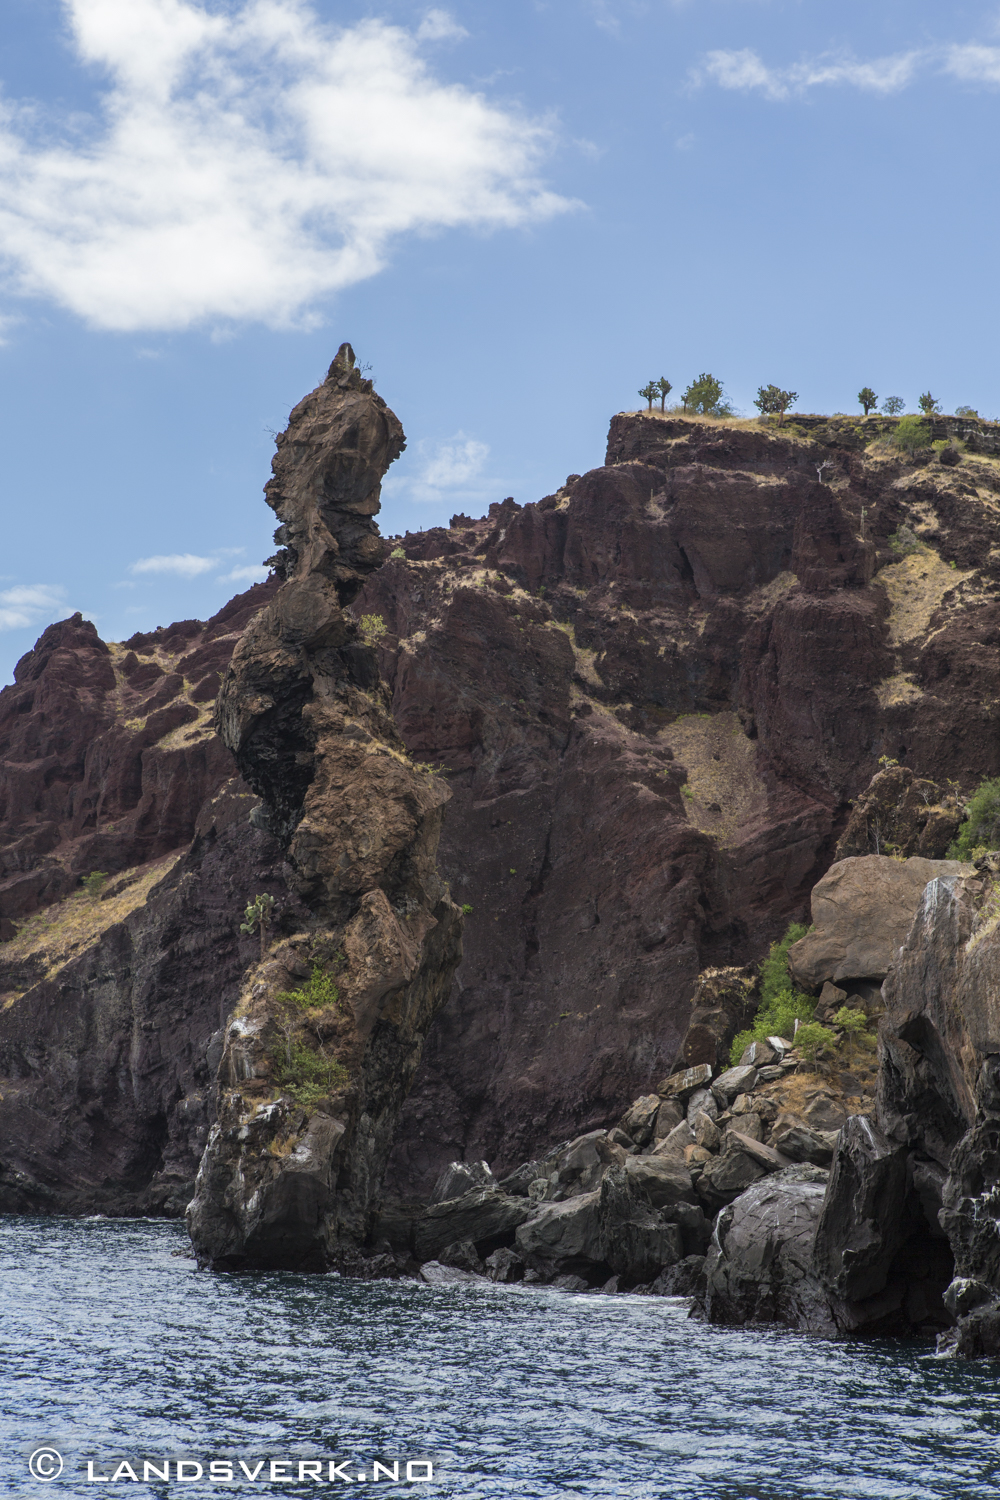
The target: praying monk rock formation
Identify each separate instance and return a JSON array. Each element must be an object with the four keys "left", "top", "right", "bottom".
[{"left": 186, "top": 344, "right": 463, "bottom": 1271}]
